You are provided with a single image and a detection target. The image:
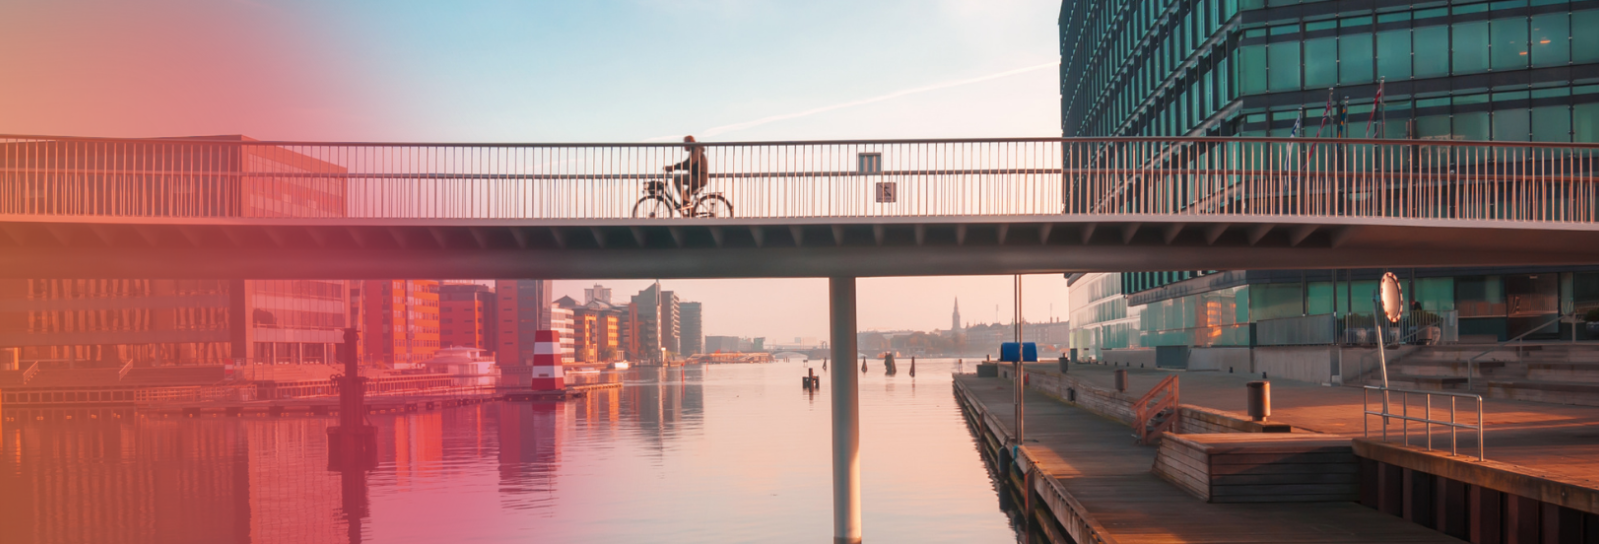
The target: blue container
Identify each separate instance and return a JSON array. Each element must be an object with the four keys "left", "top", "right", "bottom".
[{"left": 999, "top": 342, "right": 1038, "bottom": 363}]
